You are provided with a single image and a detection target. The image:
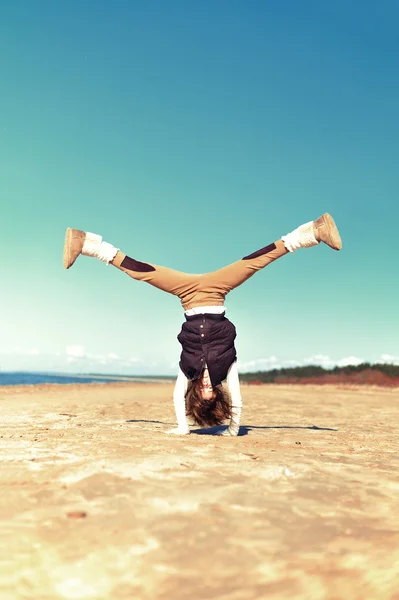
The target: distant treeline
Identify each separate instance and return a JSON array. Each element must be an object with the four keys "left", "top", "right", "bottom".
[{"left": 240, "top": 363, "right": 399, "bottom": 387}]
